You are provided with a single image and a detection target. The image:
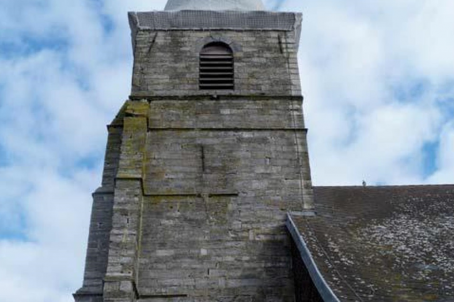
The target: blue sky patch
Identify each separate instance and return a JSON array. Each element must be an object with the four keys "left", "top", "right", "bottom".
[
  {"left": 76, "top": 155, "right": 103, "bottom": 171},
  {"left": 0, "top": 144, "right": 9, "bottom": 167},
  {"left": 437, "top": 96, "right": 454, "bottom": 120},
  {"left": 57, "top": 153, "right": 104, "bottom": 180},
  {"left": 0, "top": 228, "right": 28, "bottom": 242},
  {"left": 89, "top": 0, "right": 116, "bottom": 34},
  {"left": 0, "top": 31, "right": 68, "bottom": 60},
  {"left": 422, "top": 141, "right": 439, "bottom": 178},
  {"left": 392, "top": 78, "right": 430, "bottom": 103},
  {"left": 0, "top": 210, "right": 28, "bottom": 242},
  {"left": 268, "top": 0, "right": 285, "bottom": 11}
]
